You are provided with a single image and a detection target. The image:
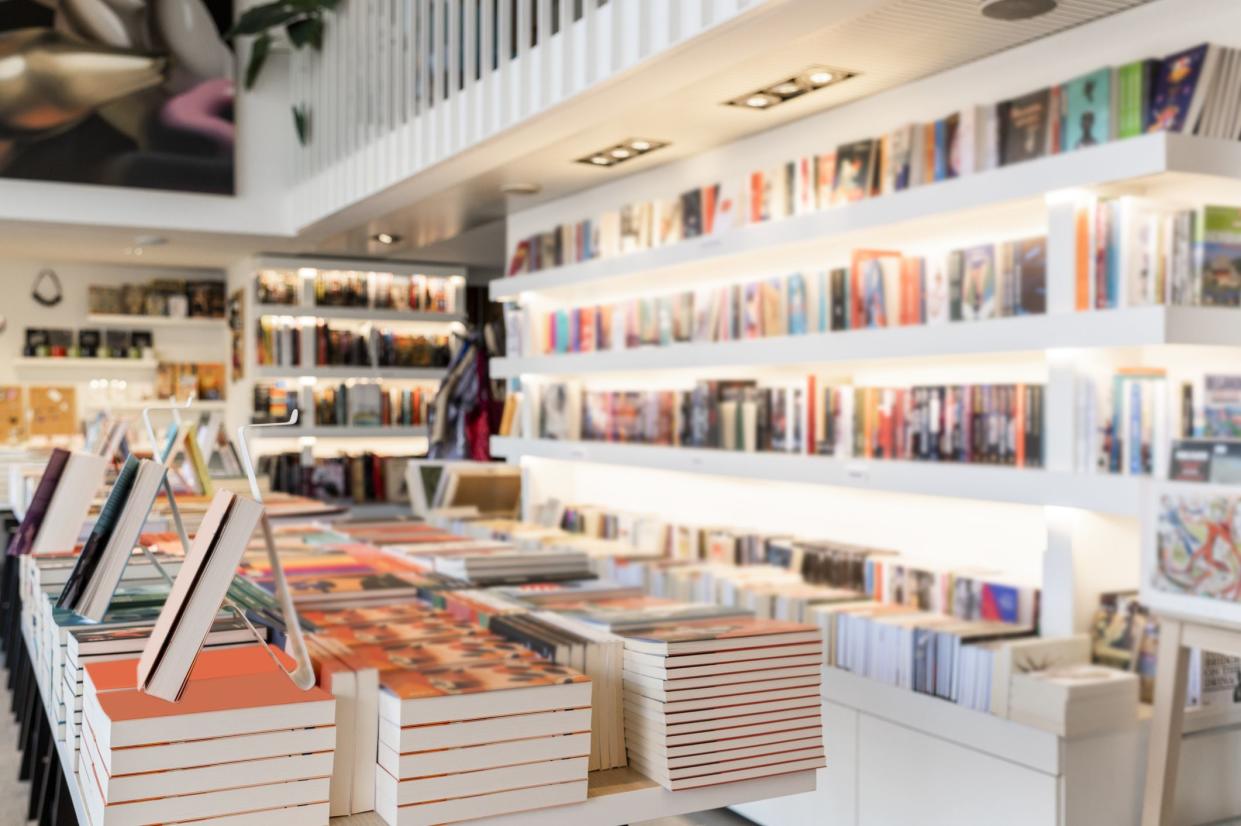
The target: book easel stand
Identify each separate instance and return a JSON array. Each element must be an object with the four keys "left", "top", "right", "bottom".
[
  {"left": 132, "top": 404, "right": 315, "bottom": 690},
  {"left": 1141, "top": 613, "right": 1241, "bottom": 825}
]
